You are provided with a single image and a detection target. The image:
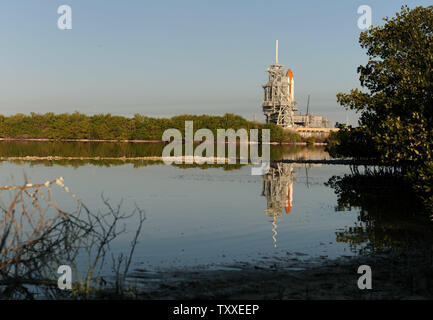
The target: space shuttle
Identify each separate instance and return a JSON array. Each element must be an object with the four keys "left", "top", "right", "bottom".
[
  {"left": 286, "top": 68, "right": 295, "bottom": 104},
  {"left": 275, "top": 40, "right": 295, "bottom": 103},
  {"left": 285, "top": 181, "right": 293, "bottom": 214}
]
